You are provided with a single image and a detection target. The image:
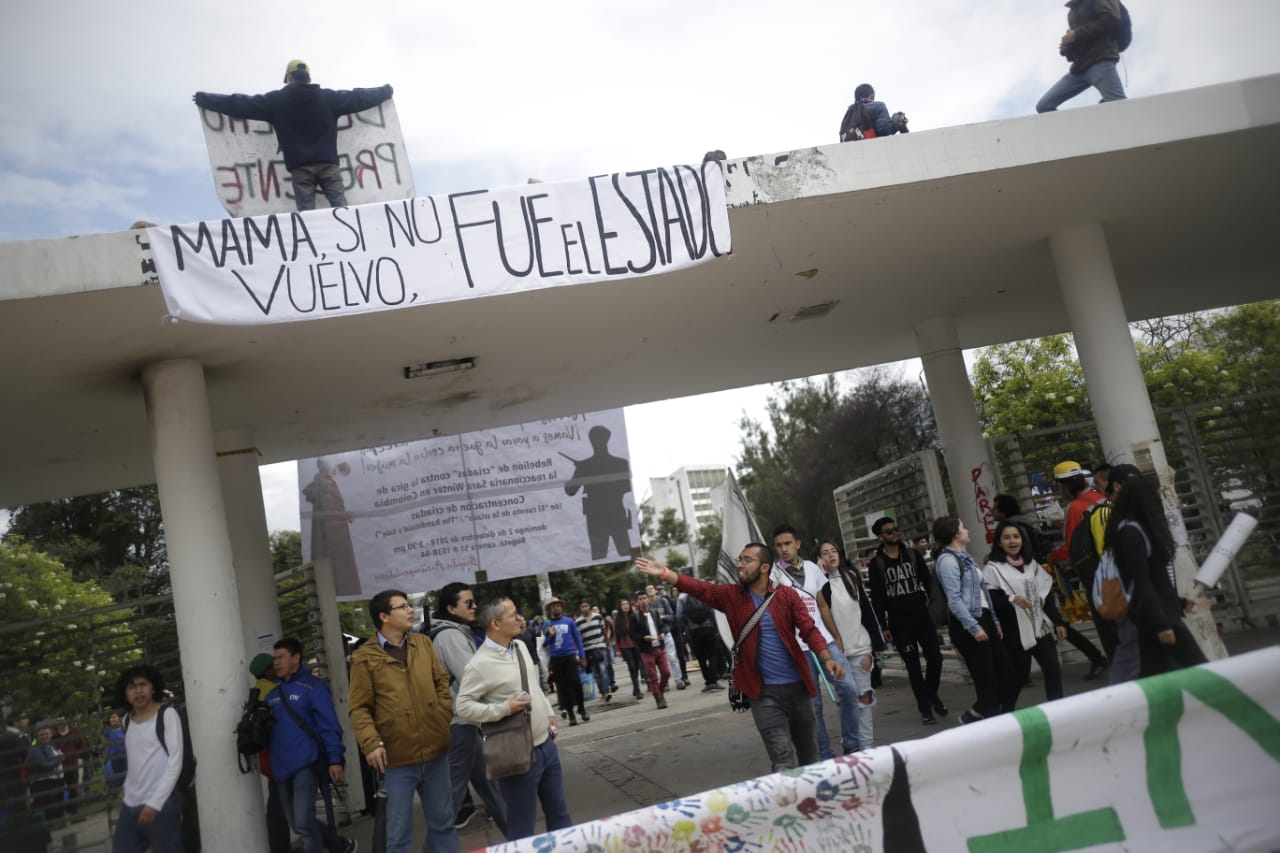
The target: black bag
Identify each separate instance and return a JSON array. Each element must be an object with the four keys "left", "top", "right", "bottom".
[
  {"left": 727, "top": 589, "right": 777, "bottom": 712},
  {"left": 839, "top": 101, "right": 876, "bottom": 142},
  {"left": 235, "top": 686, "right": 275, "bottom": 773},
  {"left": 481, "top": 647, "right": 536, "bottom": 779}
]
